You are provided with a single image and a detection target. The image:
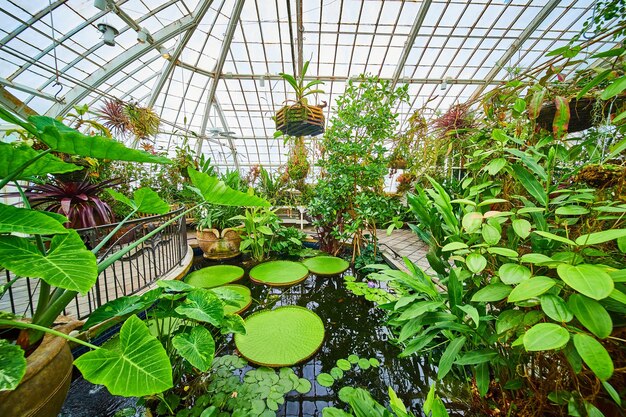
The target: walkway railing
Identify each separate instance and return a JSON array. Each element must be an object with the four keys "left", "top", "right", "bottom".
[{"left": 0, "top": 207, "right": 188, "bottom": 320}]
